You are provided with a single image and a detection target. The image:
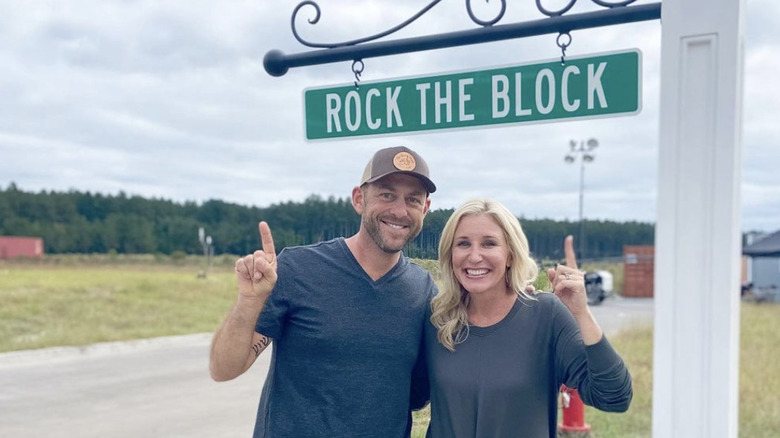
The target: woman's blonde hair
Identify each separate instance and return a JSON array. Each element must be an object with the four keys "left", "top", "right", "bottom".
[{"left": 431, "top": 199, "right": 539, "bottom": 351}]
